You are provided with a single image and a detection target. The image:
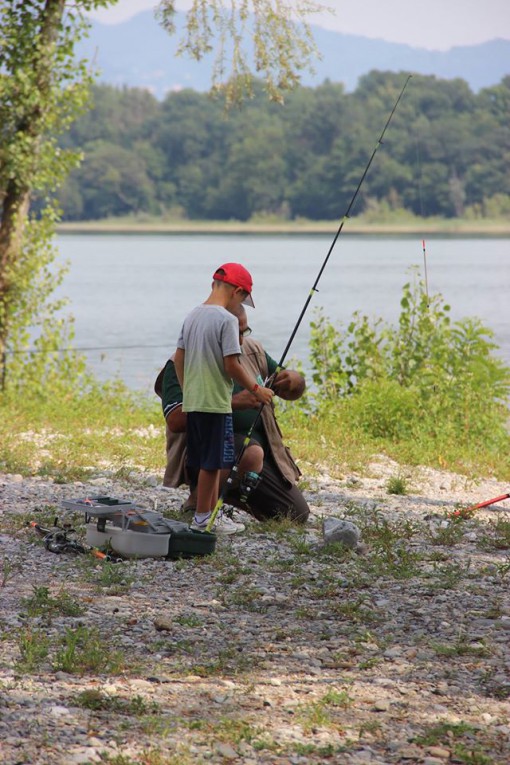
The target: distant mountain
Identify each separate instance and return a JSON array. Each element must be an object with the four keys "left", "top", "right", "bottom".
[{"left": 78, "top": 10, "right": 510, "bottom": 98}]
